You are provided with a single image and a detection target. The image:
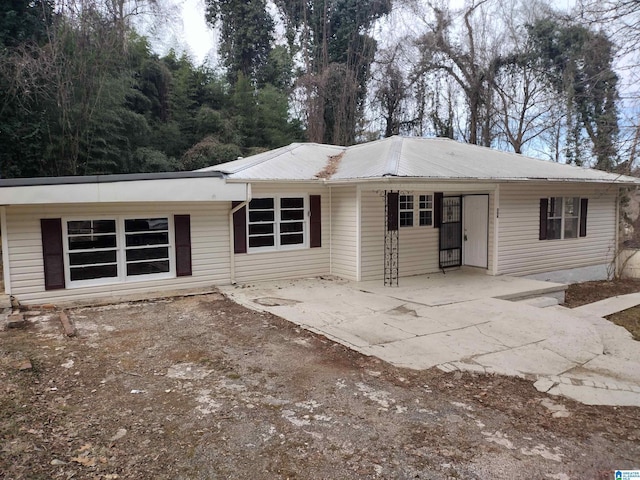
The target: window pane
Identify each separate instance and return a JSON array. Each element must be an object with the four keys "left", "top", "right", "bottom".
[
  {"left": 400, "top": 211, "right": 413, "bottom": 227},
  {"left": 547, "top": 219, "right": 562, "bottom": 239},
  {"left": 68, "top": 220, "right": 116, "bottom": 235},
  {"left": 249, "top": 198, "right": 274, "bottom": 210},
  {"left": 564, "top": 197, "right": 579, "bottom": 217},
  {"left": 126, "top": 232, "right": 169, "bottom": 247},
  {"left": 127, "top": 260, "right": 170, "bottom": 276},
  {"left": 419, "top": 195, "right": 433, "bottom": 209},
  {"left": 249, "top": 223, "right": 274, "bottom": 235},
  {"left": 249, "top": 210, "right": 275, "bottom": 222},
  {"left": 249, "top": 236, "right": 275, "bottom": 248},
  {"left": 280, "top": 197, "right": 304, "bottom": 209},
  {"left": 126, "top": 247, "right": 169, "bottom": 262},
  {"left": 68, "top": 235, "right": 117, "bottom": 250},
  {"left": 564, "top": 218, "right": 579, "bottom": 239},
  {"left": 281, "top": 233, "right": 304, "bottom": 245},
  {"left": 70, "top": 264, "right": 117, "bottom": 281},
  {"left": 548, "top": 197, "right": 562, "bottom": 218},
  {"left": 281, "top": 210, "right": 304, "bottom": 221},
  {"left": 69, "top": 250, "right": 117, "bottom": 266},
  {"left": 280, "top": 222, "right": 303, "bottom": 233},
  {"left": 419, "top": 211, "right": 433, "bottom": 226},
  {"left": 399, "top": 195, "right": 413, "bottom": 209},
  {"left": 125, "top": 218, "right": 168, "bottom": 232}
]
